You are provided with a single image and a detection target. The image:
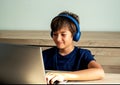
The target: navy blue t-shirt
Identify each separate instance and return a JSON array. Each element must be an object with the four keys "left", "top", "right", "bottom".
[{"left": 42, "top": 46, "right": 95, "bottom": 71}]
